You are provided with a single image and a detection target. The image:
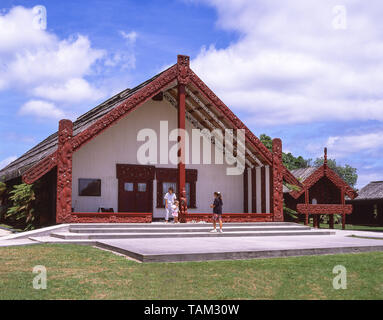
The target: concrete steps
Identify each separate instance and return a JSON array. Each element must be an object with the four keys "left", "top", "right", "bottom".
[
  {"left": 69, "top": 225, "right": 311, "bottom": 234},
  {"left": 49, "top": 223, "right": 335, "bottom": 240}
]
